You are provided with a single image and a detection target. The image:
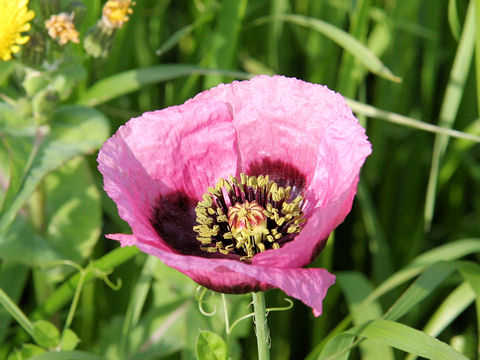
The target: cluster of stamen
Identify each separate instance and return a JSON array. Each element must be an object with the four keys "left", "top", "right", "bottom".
[{"left": 193, "top": 174, "right": 305, "bottom": 260}]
